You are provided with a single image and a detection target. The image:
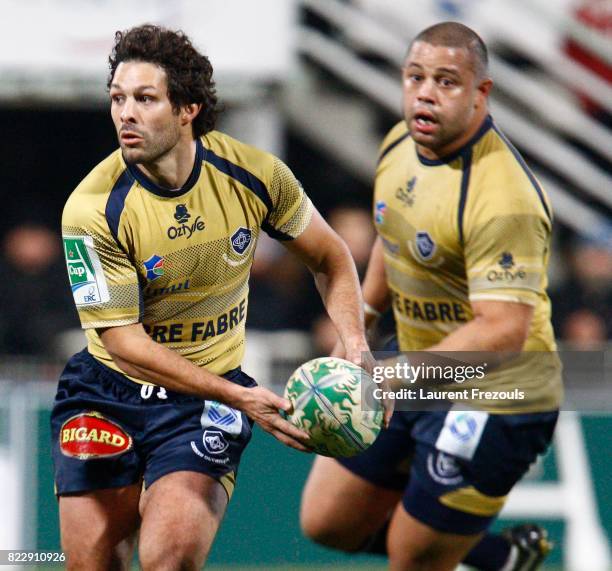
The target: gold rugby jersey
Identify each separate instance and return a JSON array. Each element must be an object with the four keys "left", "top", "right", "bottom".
[
  {"left": 62, "top": 131, "right": 312, "bottom": 381},
  {"left": 374, "top": 115, "right": 562, "bottom": 412}
]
